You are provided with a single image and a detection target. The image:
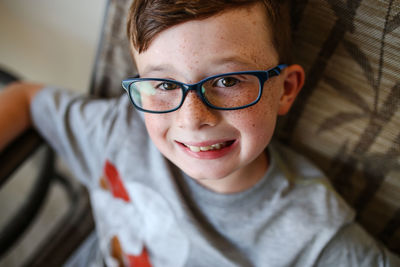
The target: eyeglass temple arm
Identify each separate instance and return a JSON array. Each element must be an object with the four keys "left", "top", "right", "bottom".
[{"left": 268, "top": 64, "right": 288, "bottom": 77}]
